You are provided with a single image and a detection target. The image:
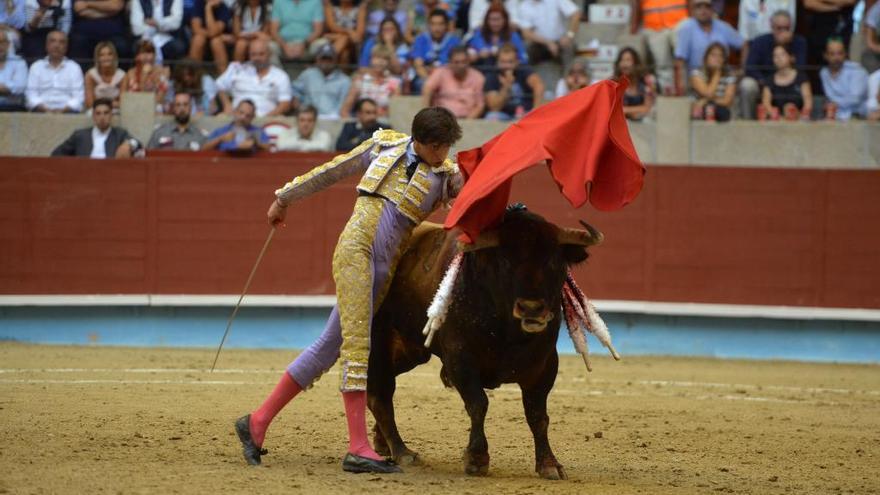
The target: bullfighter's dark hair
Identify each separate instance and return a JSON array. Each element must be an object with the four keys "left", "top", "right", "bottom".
[
  {"left": 93, "top": 97, "right": 114, "bottom": 111},
  {"left": 411, "top": 107, "right": 462, "bottom": 146}
]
